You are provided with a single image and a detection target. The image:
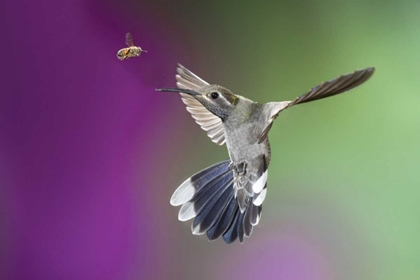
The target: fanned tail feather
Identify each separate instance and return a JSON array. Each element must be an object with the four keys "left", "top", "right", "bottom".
[{"left": 171, "top": 160, "right": 263, "bottom": 244}]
